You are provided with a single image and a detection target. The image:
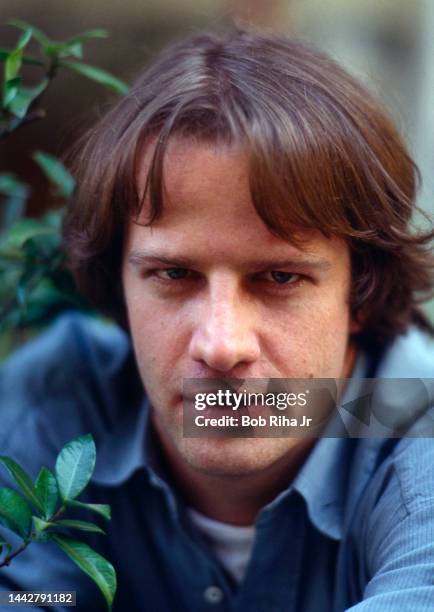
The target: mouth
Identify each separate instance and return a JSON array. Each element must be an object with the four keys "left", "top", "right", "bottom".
[
  {"left": 179, "top": 391, "right": 274, "bottom": 422},
  {"left": 182, "top": 377, "right": 245, "bottom": 394}
]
